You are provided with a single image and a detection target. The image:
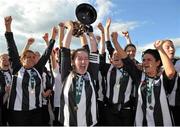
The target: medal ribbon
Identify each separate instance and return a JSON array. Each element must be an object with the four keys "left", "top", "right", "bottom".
[{"left": 75, "top": 76, "right": 84, "bottom": 104}]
